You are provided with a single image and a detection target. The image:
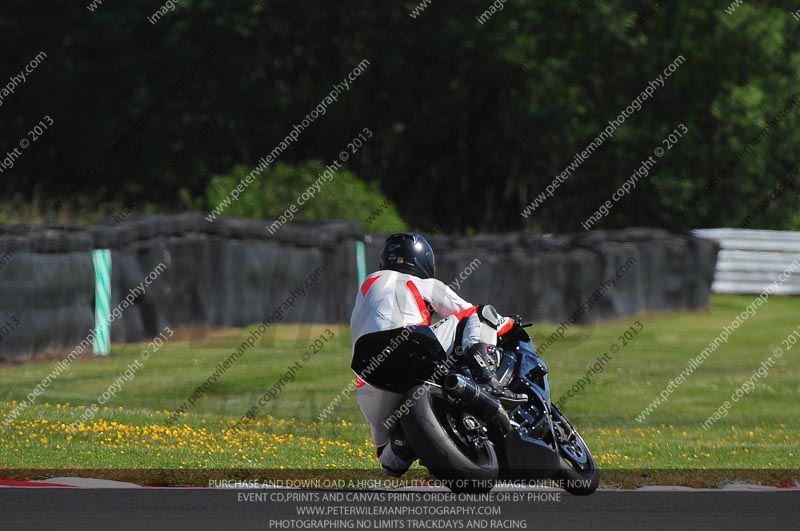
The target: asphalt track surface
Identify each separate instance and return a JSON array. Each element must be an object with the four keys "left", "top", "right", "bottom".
[{"left": 0, "top": 488, "right": 798, "bottom": 531}]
